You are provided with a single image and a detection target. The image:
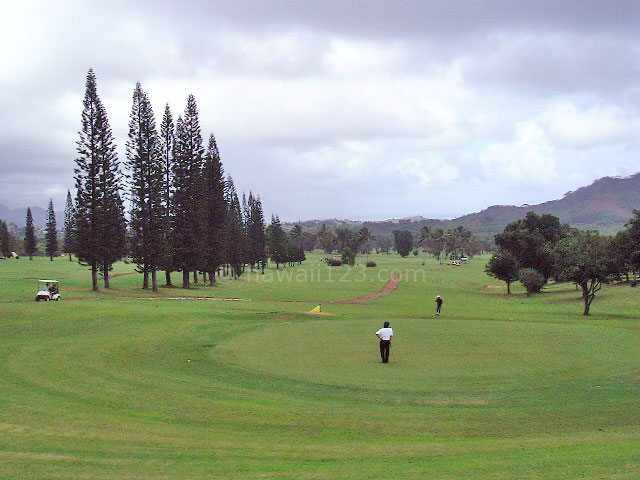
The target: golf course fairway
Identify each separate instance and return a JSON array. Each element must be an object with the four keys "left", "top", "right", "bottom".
[{"left": 0, "top": 253, "right": 638, "bottom": 479}]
